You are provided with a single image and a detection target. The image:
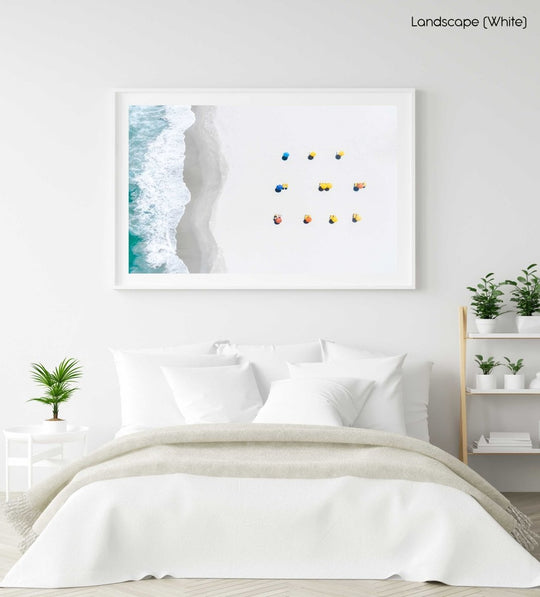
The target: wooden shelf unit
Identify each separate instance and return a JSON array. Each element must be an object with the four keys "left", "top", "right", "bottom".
[{"left": 459, "top": 306, "right": 540, "bottom": 464}]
